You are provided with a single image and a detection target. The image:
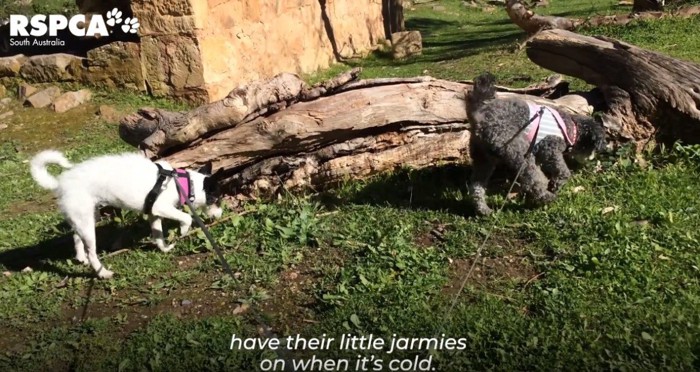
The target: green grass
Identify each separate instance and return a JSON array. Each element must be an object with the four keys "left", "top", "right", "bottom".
[
  {"left": 0, "top": 0, "right": 78, "bottom": 19},
  {"left": 2, "top": 0, "right": 700, "bottom": 370}
]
